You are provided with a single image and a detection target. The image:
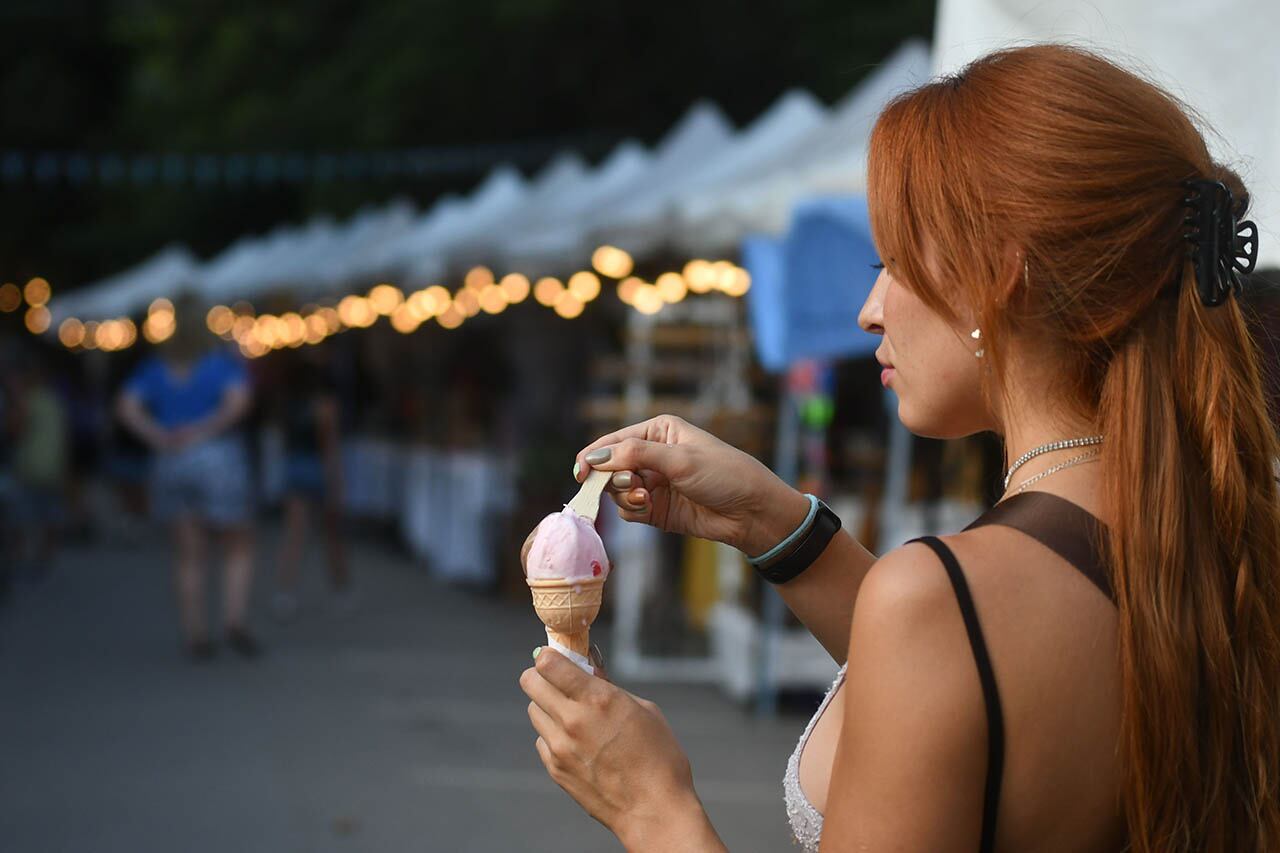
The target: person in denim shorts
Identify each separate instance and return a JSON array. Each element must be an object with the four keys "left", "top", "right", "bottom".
[{"left": 117, "top": 298, "right": 260, "bottom": 661}]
